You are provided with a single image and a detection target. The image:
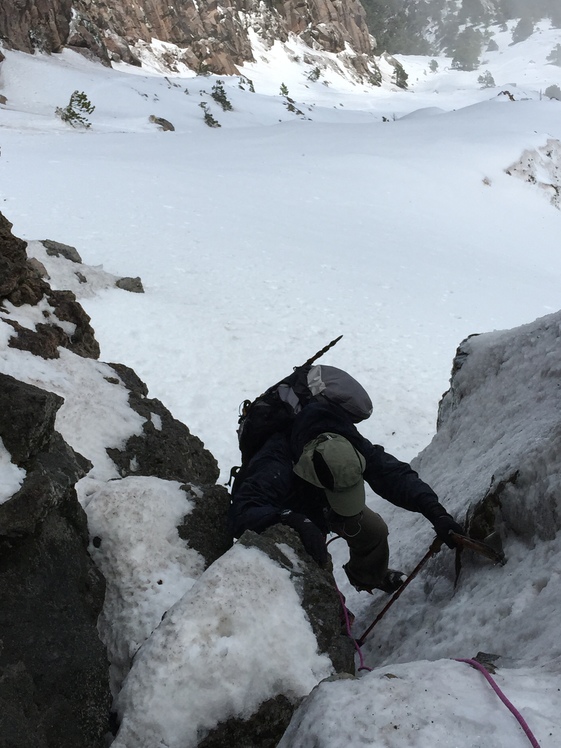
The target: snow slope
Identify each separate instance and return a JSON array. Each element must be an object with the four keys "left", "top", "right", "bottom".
[{"left": 1, "top": 17, "right": 561, "bottom": 748}]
